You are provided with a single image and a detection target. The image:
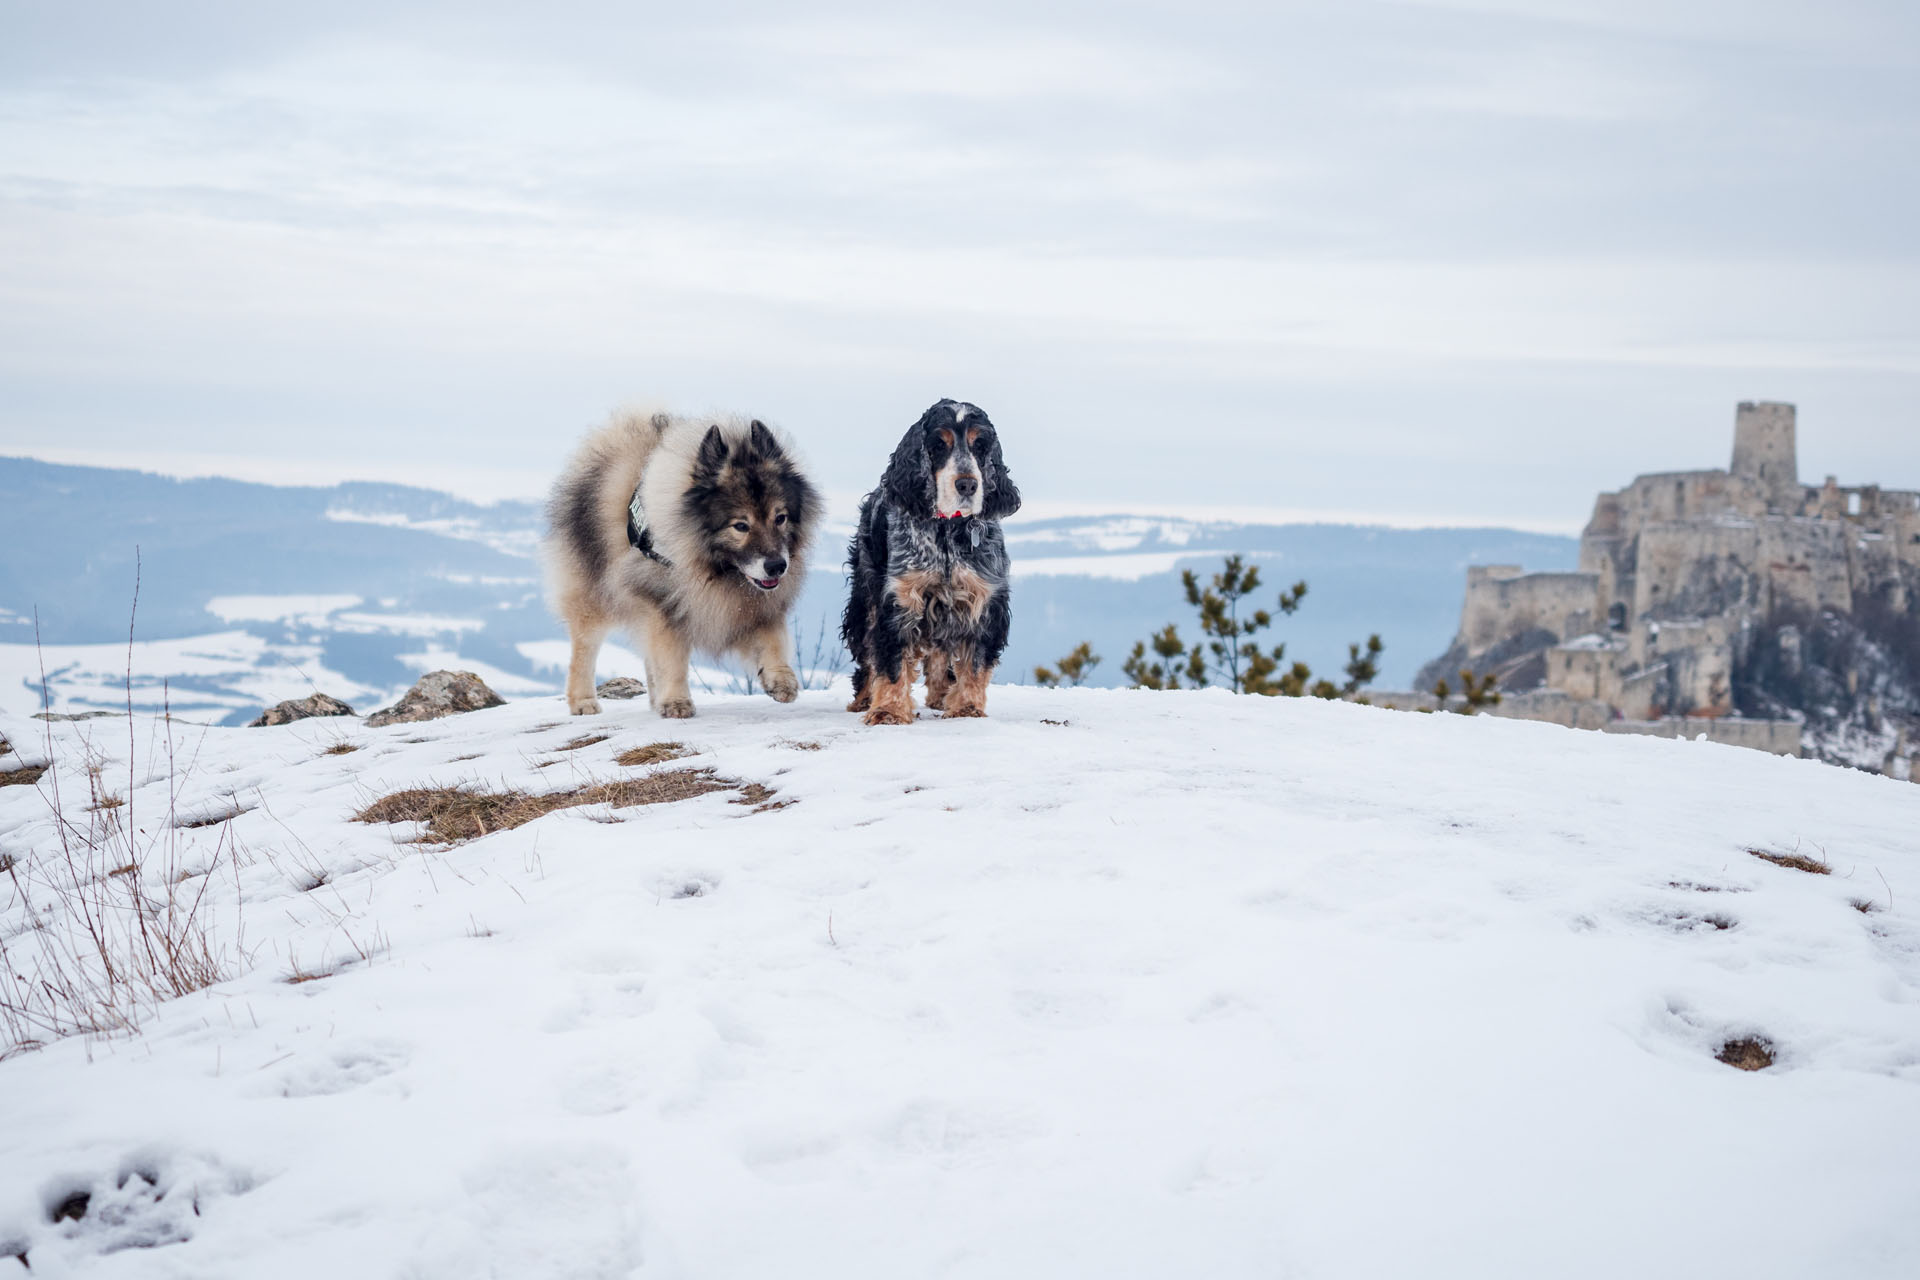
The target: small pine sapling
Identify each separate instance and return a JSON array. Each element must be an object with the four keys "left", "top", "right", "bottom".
[
  {"left": 1124, "top": 555, "right": 1387, "bottom": 698},
  {"left": 1123, "top": 625, "right": 1206, "bottom": 690},
  {"left": 1034, "top": 642, "right": 1102, "bottom": 688},
  {"left": 1439, "top": 667, "right": 1501, "bottom": 714},
  {"left": 1182, "top": 556, "right": 1307, "bottom": 694},
  {"left": 1331, "top": 634, "right": 1384, "bottom": 702}
]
